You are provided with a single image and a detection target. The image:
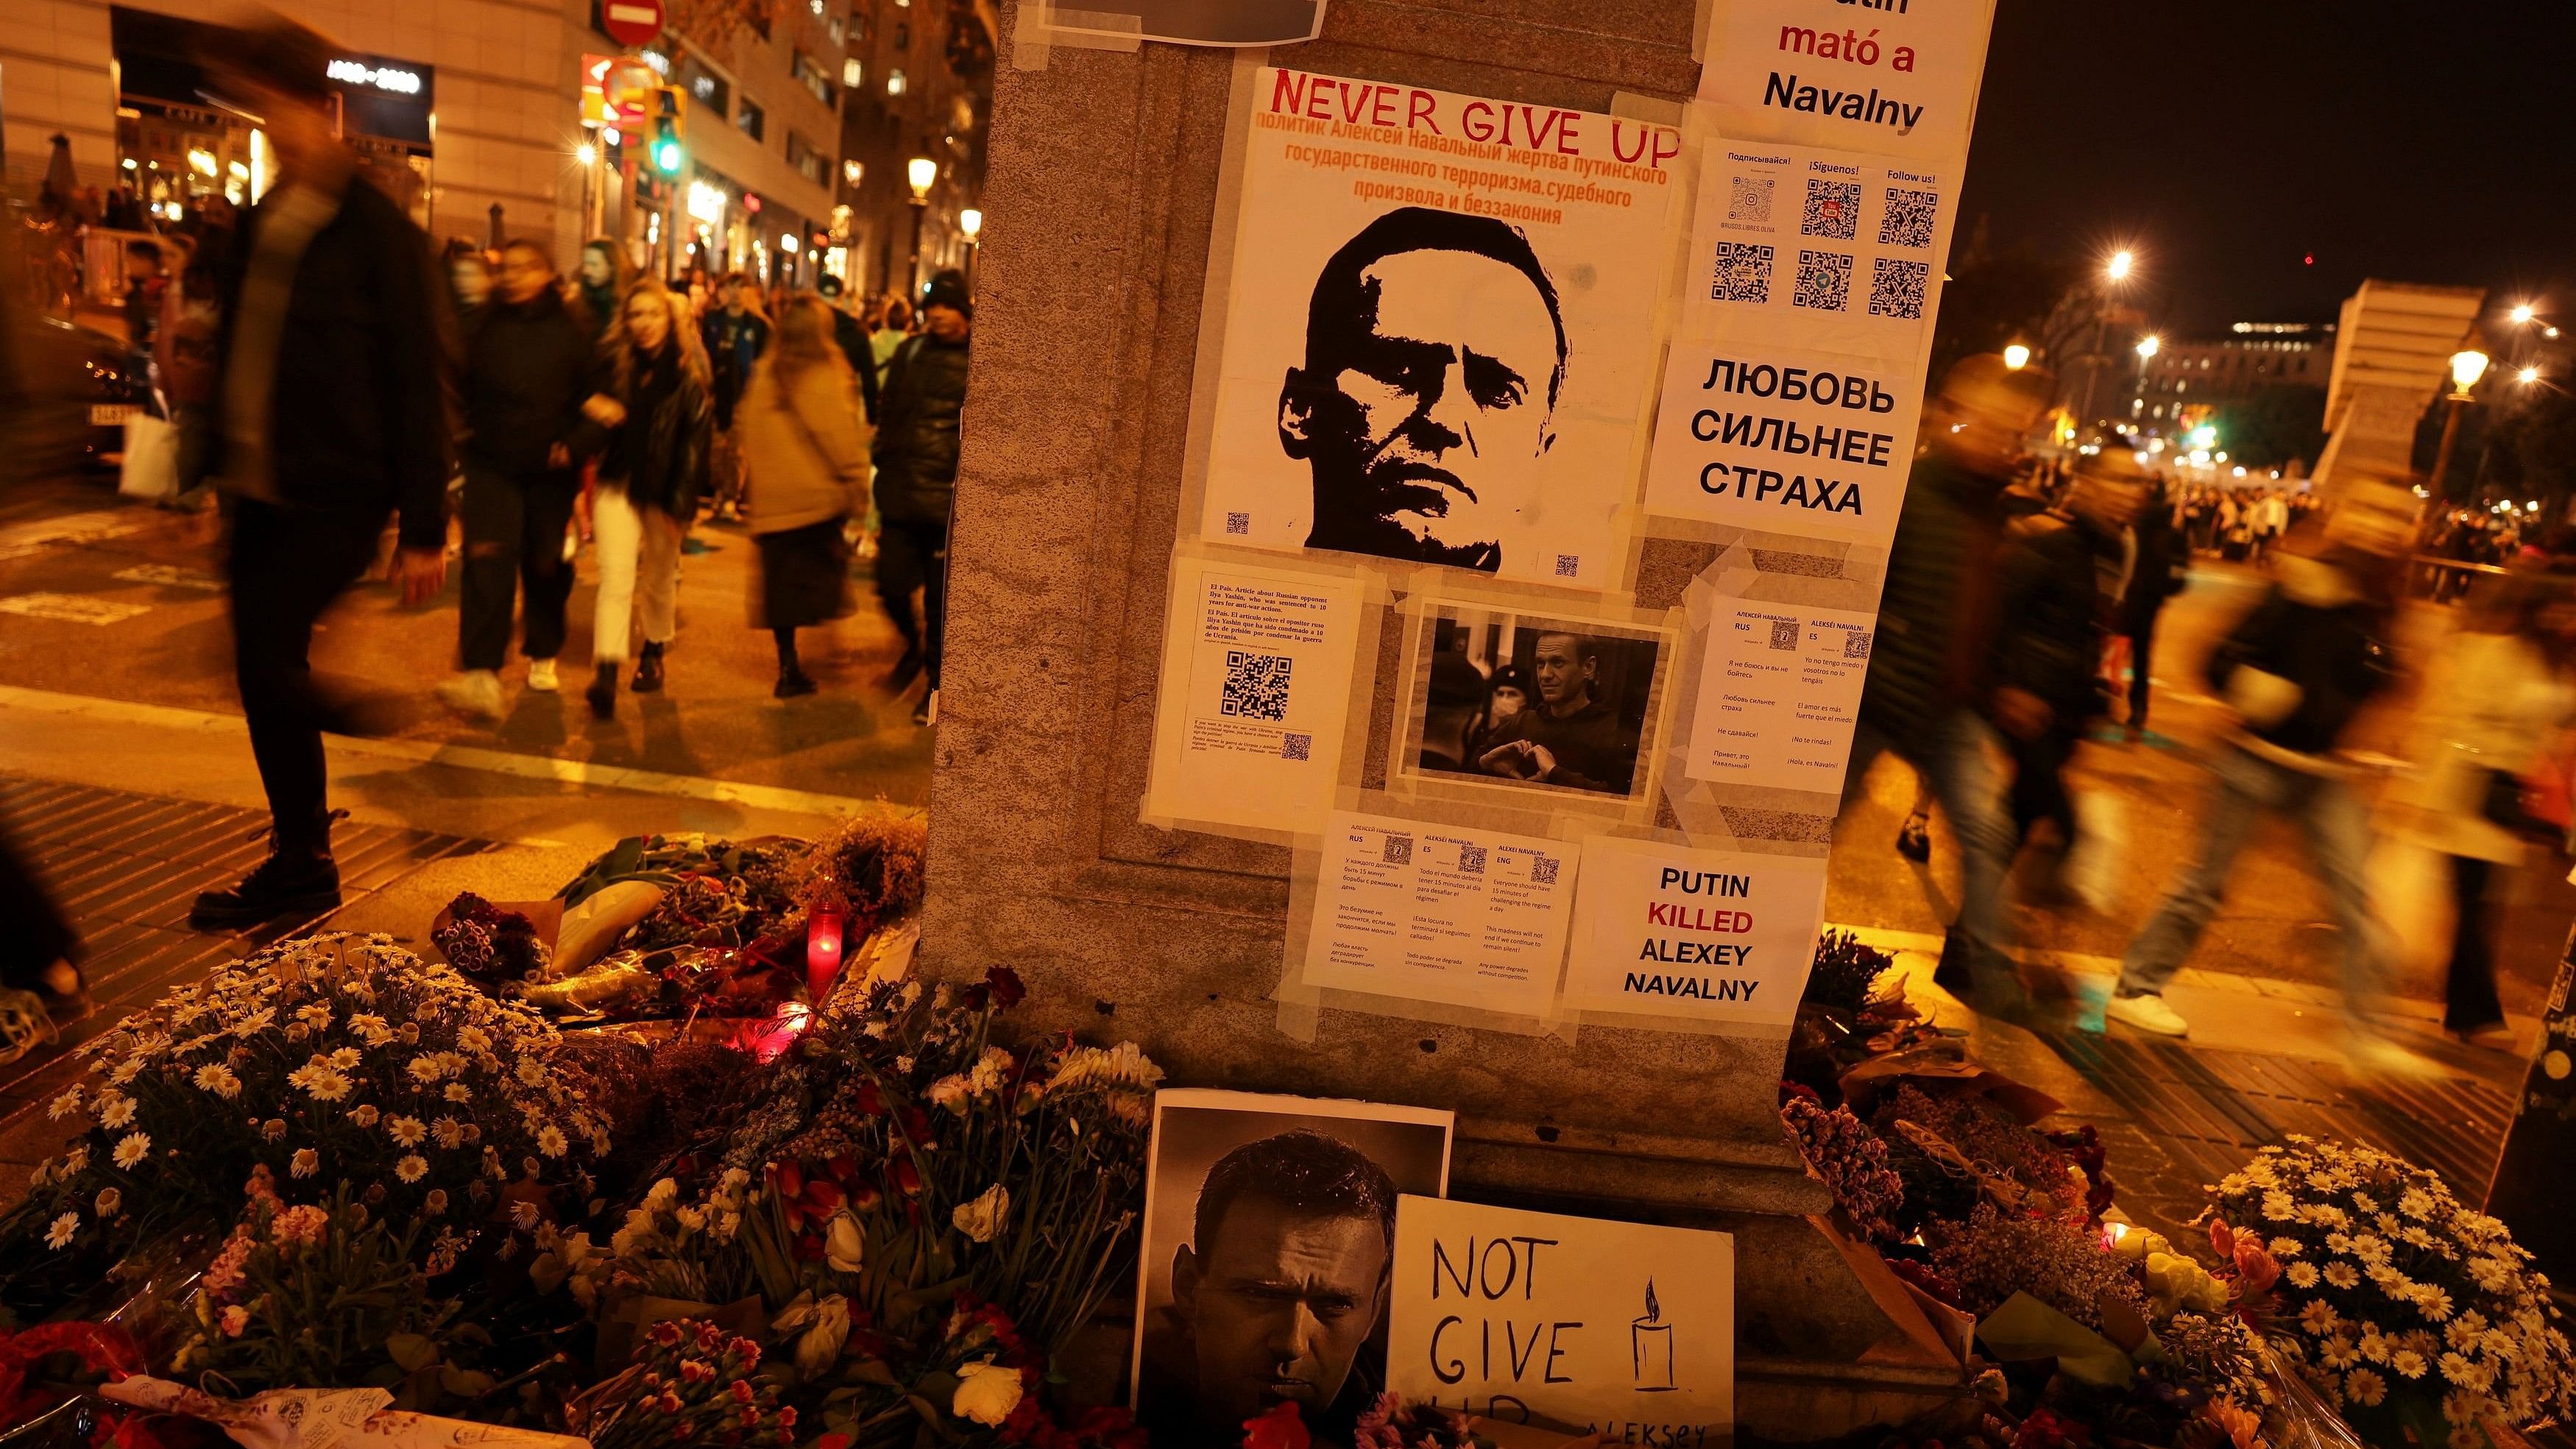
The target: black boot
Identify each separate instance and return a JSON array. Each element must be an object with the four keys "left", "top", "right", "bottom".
[
  {"left": 586, "top": 662, "right": 619, "bottom": 718},
  {"left": 191, "top": 840, "right": 342, "bottom": 930},
  {"left": 631, "top": 641, "right": 666, "bottom": 693}
]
